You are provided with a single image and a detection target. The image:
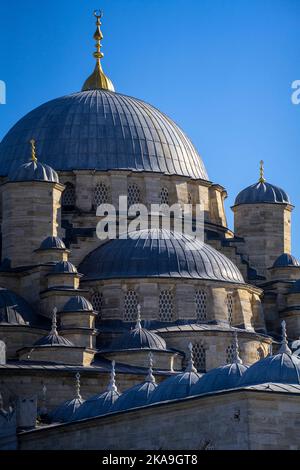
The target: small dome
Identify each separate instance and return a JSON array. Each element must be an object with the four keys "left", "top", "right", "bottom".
[
  {"left": 39, "top": 236, "right": 66, "bottom": 251},
  {"left": 191, "top": 363, "right": 248, "bottom": 396},
  {"left": 109, "top": 316, "right": 167, "bottom": 351},
  {"left": 234, "top": 182, "right": 290, "bottom": 206},
  {"left": 79, "top": 229, "right": 244, "bottom": 284},
  {"left": 51, "top": 397, "right": 84, "bottom": 423},
  {"left": 34, "top": 310, "right": 74, "bottom": 347},
  {"left": 0, "top": 287, "right": 42, "bottom": 326},
  {"left": 272, "top": 253, "right": 300, "bottom": 268},
  {"left": 62, "top": 296, "right": 94, "bottom": 312},
  {"left": 9, "top": 160, "right": 59, "bottom": 183},
  {"left": 53, "top": 261, "right": 78, "bottom": 274}
]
